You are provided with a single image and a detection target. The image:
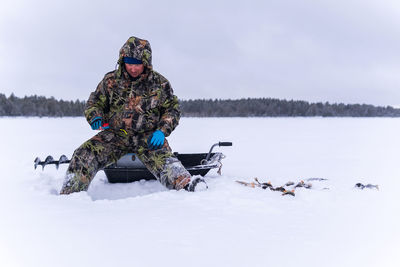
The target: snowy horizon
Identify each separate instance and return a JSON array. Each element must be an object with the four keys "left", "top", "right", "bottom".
[{"left": 2, "top": 91, "right": 400, "bottom": 108}]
